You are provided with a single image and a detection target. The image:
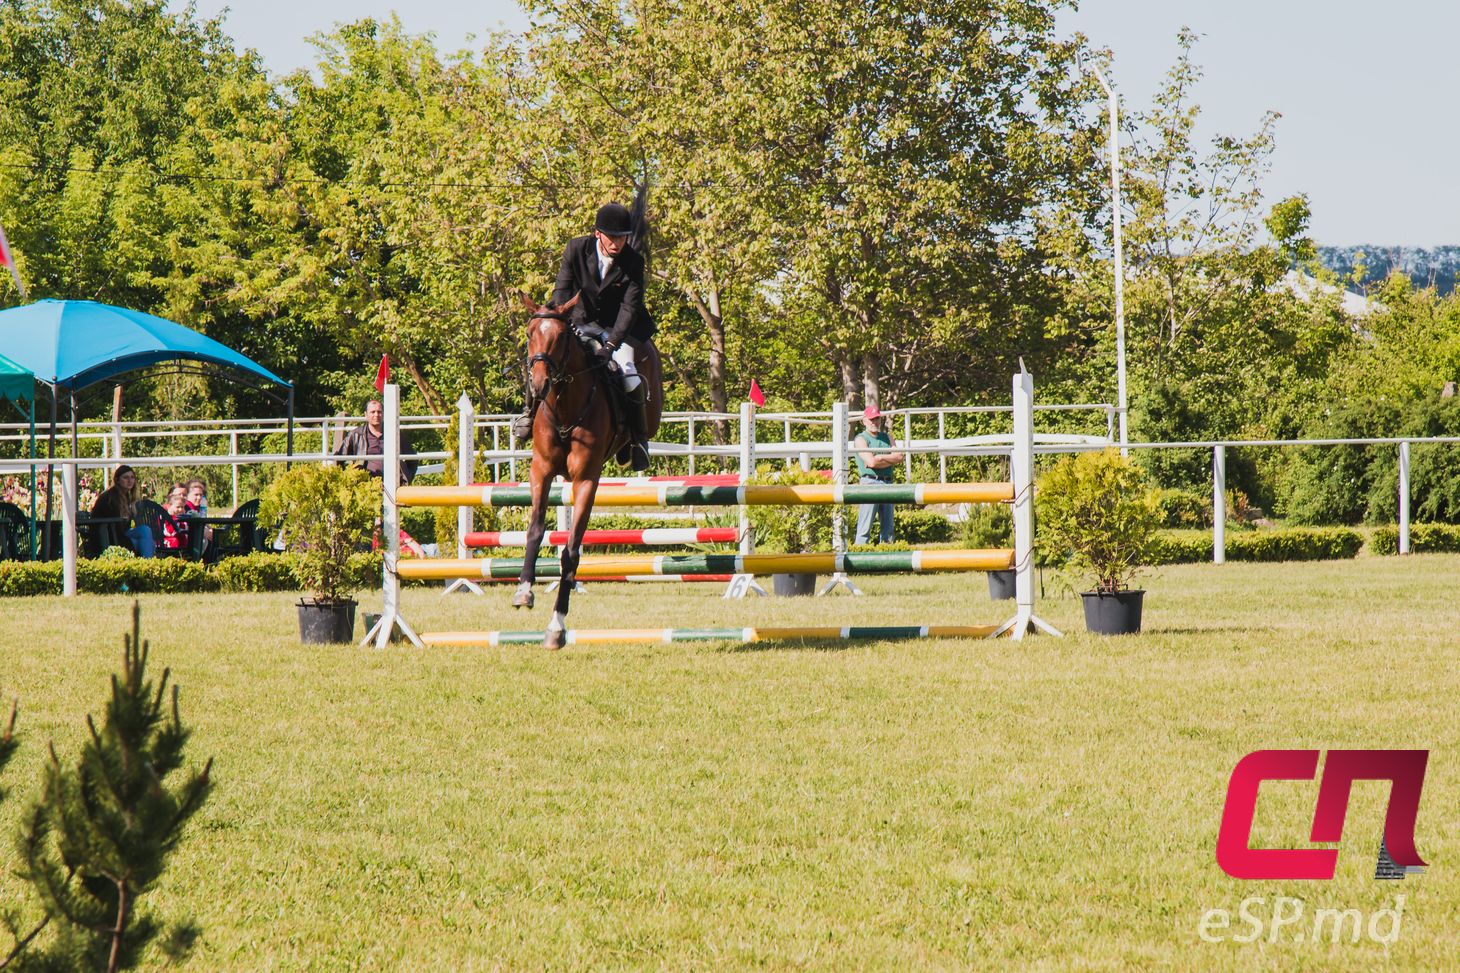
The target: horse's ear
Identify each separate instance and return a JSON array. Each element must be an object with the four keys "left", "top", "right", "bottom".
[
  {"left": 518, "top": 291, "right": 539, "bottom": 313},
  {"left": 559, "top": 291, "right": 581, "bottom": 313}
]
